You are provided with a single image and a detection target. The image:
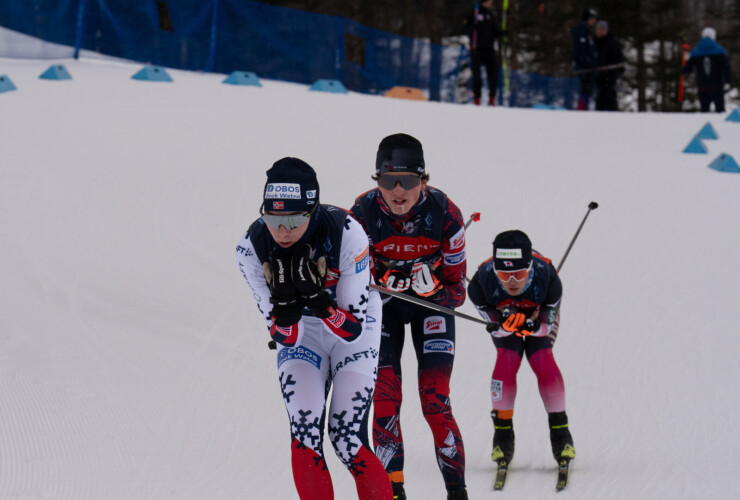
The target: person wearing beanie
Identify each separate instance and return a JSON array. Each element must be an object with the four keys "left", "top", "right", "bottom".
[
  {"left": 467, "top": 230, "right": 575, "bottom": 474},
  {"left": 571, "top": 8, "right": 597, "bottom": 110},
  {"left": 350, "top": 134, "right": 469, "bottom": 500},
  {"left": 681, "top": 26, "right": 732, "bottom": 112},
  {"left": 235, "top": 157, "right": 393, "bottom": 500},
  {"left": 593, "top": 20, "right": 625, "bottom": 111},
  {"left": 462, "top": 0, "right": 503, "bottom": 106}
]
